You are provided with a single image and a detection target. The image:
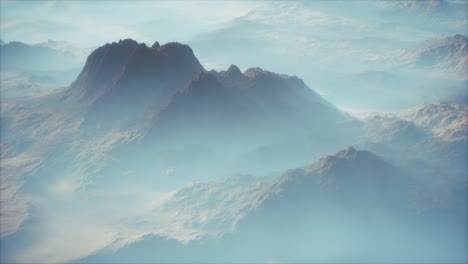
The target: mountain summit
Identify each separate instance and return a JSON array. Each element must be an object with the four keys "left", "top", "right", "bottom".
[
  {"left": 148, "top": 65, "right": 349, "bottom": 146},
  {"left": 69, "top": 39, "right": 204, "bottom": 124},
  {"left": 393, "top": 34, "right": 468, "bottom": 74},
  {"left": 73, "top": 39, "right": 203, "bottom": 100}
]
